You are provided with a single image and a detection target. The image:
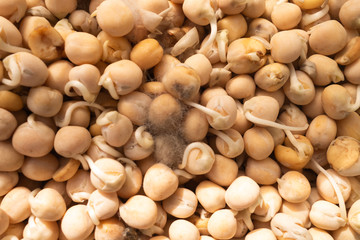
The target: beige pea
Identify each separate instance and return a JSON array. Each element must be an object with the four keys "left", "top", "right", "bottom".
[
  {"left": 283, "top": 69, "right": 316, "bottom": 106},
  {"left": 96, "top": 111, "right": 133, "bottom": 147},
  {"left": 61, "top": 204, "right": 94, "bottom": 240},
  {"left": 227, "top": 38, "right": 267, "bottom": 74},
  {"left": 226, "top": 176, "right": 260, "bottom": 210},
  {"left": 218, "top": 14, "right": 247, "bottom": 43},
  {"left": 94, "top": 217, "right": 125, "bottom": 240},
  {"left": 23, "top": 215, "right": 59, "bottom": 240},
  {"left": 89, "top": 157, "right": 126, "bottom": 193},
  {"left": 52, "top": 157, "right": 80, "bottom": 182},
  {"left": 27, "top": 86, "right": 63, "bottom": 117},
  {"left": 246, "top": 18, "right": 278, "bottom": 41},
  {"left": 0, "top": 171, "right": 18, "bottom": 196},
  {"left": 44, "top": 180, "right": 72, "bottom": 207},
  {"left": 278, "top": 171, "right": 311, "bottom": 203},
  {"left": 335, "top": 36, "right": 360, "bottom": 66},
  {"left": 19, "top": 16, "right": 50, "bottom": 47},
  {"left": 21, "top": 154, "right": 59, "bottom": 181},
  {"left": 266, "top": 126, "right": 285, "bottom": 146},
  {"left": 65, "top": 32, "right": 102, "bottom": 65},
  {"left": 275, "top": 135, "right": 314, "bottom": 170},
  {"left": 245, "top": 157, "right": 281, "bottom": 185},
  {"left": 232, "top": 101, "right": 253, "bottom": 135},
  {"left": 307, "top": 54, "right": 344, "bottom": 86},
  {"left": 254, "top": 63, "right": 290, "bottom": 92},
  {"left": 309, "top": 200, "right": 346, "bottom": 231},
  {"left": 281, "top": 200, "right": 311, "bottom": 228},
  {"left": 195, "top": 180, "right": 226, "bottom": 213},
  {"left": 180, "top": 142, "right": 215, "bottom": 175},
  {"left": 162, "top": 64, "right": 201, "bottom": 101},
  {"left": 119, "top": 195, "right": 158, "bottom": 229},
  {"left": 139, "top": 81, "right": 167, "bottom": 97},
  {"left": 12, "top": 117, "right": 55, "bottom": 158},
  {"left": 274, "top": 135, "right": 314, "bottom": 170},
  {"left": 271, "top": 3, "right": 302, "bottom": 30},
  {"left": 69, "top": 10, "right": 99, "bottom": 35},
  {"left": 226, "top": 75, "right": 256, "bottom": 99},
  {"left": 0, "top": 0, "right": 27, "bottom": 23},
  {"left": 302, "top": 87, "right": 325, "bottom": 119},
  {"left": 0, "top": 208, "right": 9, "bottom": 236},
  {"left": 0, "top": 90, "right": 23, "bottom": 111},
  {"left": 253, "top": 186, "right": 282, "bottom": 222},
  {"left": 117, "top": 91, "right": 152, "bottom": 126},
  {"left": 278, "top": 104, "right": 309, "bottom": 135},
  {"left": 99, "top": 60, "right": 143, "bottom": 99},
  {"left": 345, "top": 57, "right": 360, "bottom": 85},
  {"left": 0, "top": 108, "right": 16, "bottom": 141},
  {"left": 317, "top": 169, "right": 351, "bottom": 204},
  {"left": 242, "top": 0, "right": 266, "bottom": 18},
  {"left": 153, "top": 54, "right": 181, "bottom": 82},
  {"left": 54, "top": 101, "right": 91, "bottom": 128},
  {"left": 293, "top": 0, "right": 326, "bottom": 9},
  {"left": 27, "top": 25, "right": 64, "bottom": 62},
  {"left": 97, "top": 31, "right": 131, "bottom": 63},
  {"left": 244, "top": 126, "right": 274, "bottom": 160},
  {"left": 306, "top": 115, "right": 337, "bottom": 150},
  {"left": 54, "top": 126, "right": 91, "bottom": 159},
  {"left": 148, "top": 93, "right": 183, "bottom": 133},
  {"left": 321, "top": 84, "right": 358, "bottom": 120},
  {"left": 184, "top": 53, "right": 212, "bottom": 86},
  {"left": 245, "top": 228, "right": 276, "bottom": 240},
  {"left": 339, "top": 0, "right": 360, "bottom": 30},
  {"left": 123, "top": 130, "right": 154, "bottom": 160},
  {"left": 270, "top": 30, "right": 306, "bottom": 63},
  {"left": 66, "top": 169, "right": 96, "bottom": 203},
  {"left": 200, "top": 86, "right": 227, "bottom": 106},
  {"left": 207, "top": 209, "right": 237, "bottom": 240},
  {"left": 169, "top": 219, "right": 200, "bottom": 240},
  {"left": 0, "top": 186, "right": 31, "bottom": 224},
  {"left": 336, "top": 112, "right": 360, "bottom": 141},
  {"left": 253, "top": 88, "right": 285, "bottom": 109},
  {"left": 130, "top": 38, "right": 163, "bottom": 70},
  {"left": 182, "top": 108, "right": 209, "bottom": 142},
  {"left": 117, "top": 164, "right": 142, "bottom": 199},
  {"left": 29, "top": 188, "right": 66, "bottom": 221},
  {"left": 45, "top": 60, "right": 73, "bottom": 94},
  {"left": 87, "top": 190, "right": 119, "bottom": 225},
  {"left": 0, "top": 222, "right": 25, "bottom": 239},
  {"left": 308, "top": 227, "right": 334, "bottom": 240},
  {"left": 0, "top": 16, "right": 24, "bottom": 58},
  {"left": 206, "top": 154, "right": 238, "bottom": 187},
  {"left": 44, "top": 0, "right": 76, "bottom": 18},
  {"left": 309, "top": 20, "right": 347, "bottom": 55},
  {"left": 143, "top": 163, "right": 178, "bottom": 201},
  {"left": 332, "top": 224, "right": 359, "bottom": 240},
  {"left": 95, "top": 0, "right": 134, "bottom": 37},
  {"left": 163, "top": 187, "right": 197, "bottom": 218}
]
